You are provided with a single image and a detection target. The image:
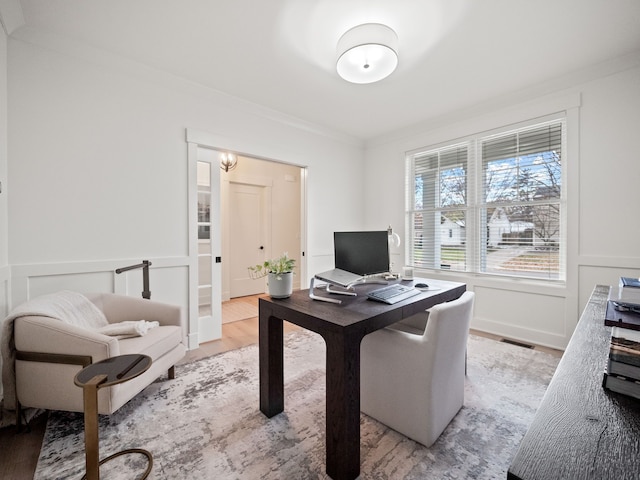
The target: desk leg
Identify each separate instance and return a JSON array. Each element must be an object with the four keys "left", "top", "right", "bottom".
[
  {"left": 83, "top": 374, "right": 107, "bottom": 480},
  {"left": 324, "top": 332, "right": 361, "bottom": 480},
  {"left": 259, "top": 310, "right": 284, "bottom": 418}
]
